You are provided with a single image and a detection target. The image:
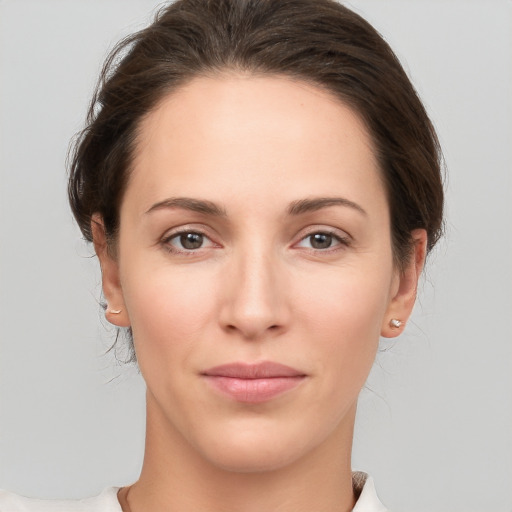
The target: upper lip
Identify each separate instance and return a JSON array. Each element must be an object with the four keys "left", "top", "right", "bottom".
[{"left": 202, "top": 361, "right": 305, "bottom": 379}]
